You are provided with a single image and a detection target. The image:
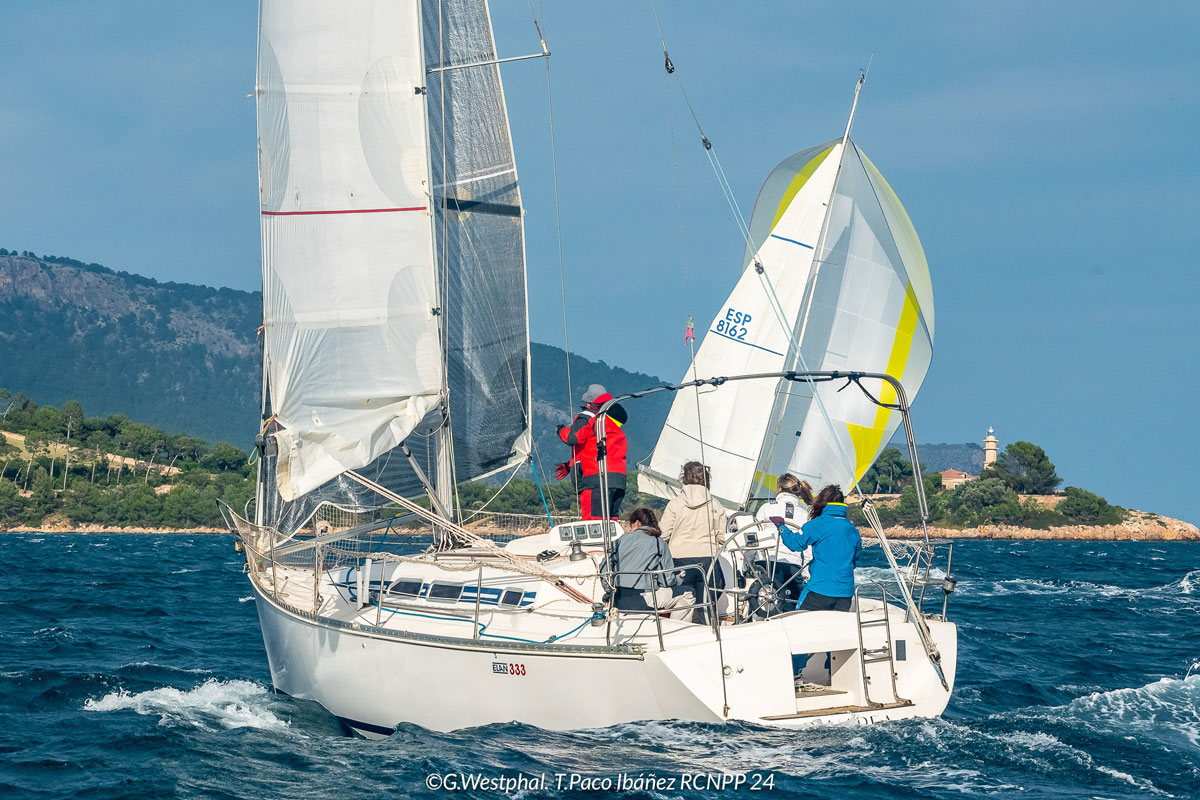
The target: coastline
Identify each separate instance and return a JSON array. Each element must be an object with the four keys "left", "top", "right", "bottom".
[
  {"left": 869, "top": 512, "right": 1199, "bottom": 542},
  {"left": 3, "top": 512, "right": 1196, "bottom": 541}
]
